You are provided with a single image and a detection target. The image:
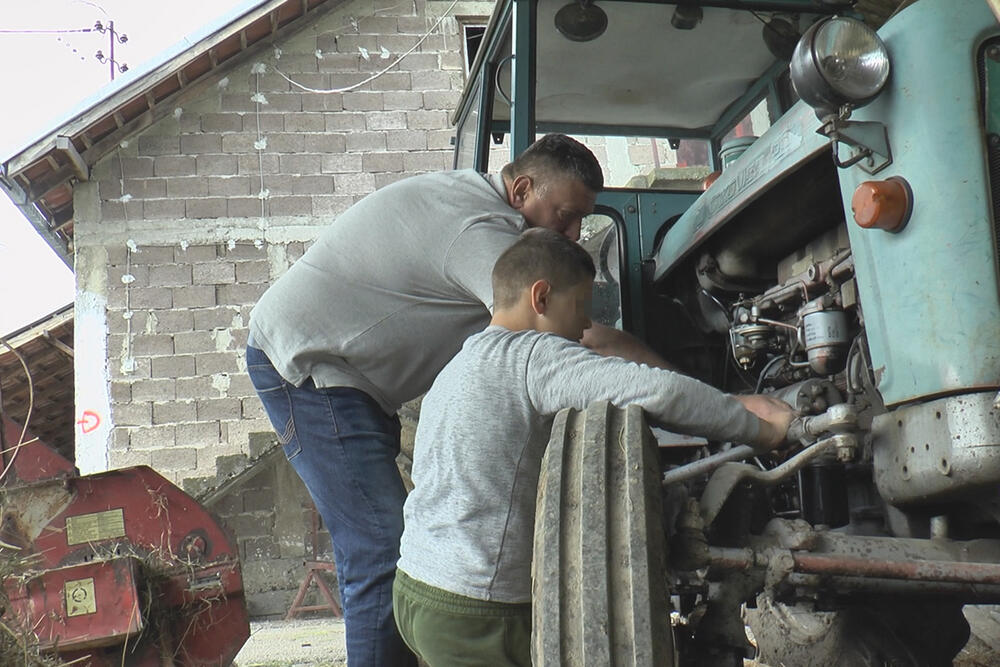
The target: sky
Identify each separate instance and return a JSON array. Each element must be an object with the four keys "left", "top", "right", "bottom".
[{"left": 0, "top": 0, "right": 249, "bottom": 336}]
